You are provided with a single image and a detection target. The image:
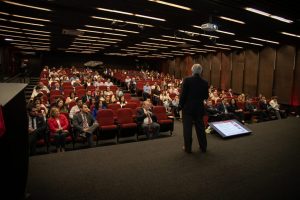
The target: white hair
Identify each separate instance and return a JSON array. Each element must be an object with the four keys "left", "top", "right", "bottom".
[{"left": 191, "top": 64, "right": 203, "bottom": 76}]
